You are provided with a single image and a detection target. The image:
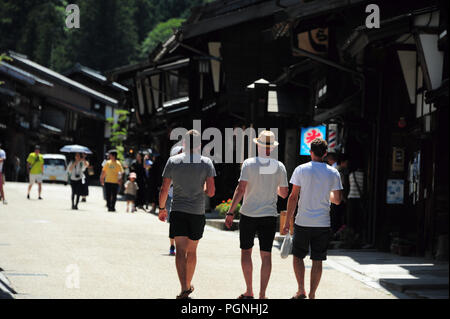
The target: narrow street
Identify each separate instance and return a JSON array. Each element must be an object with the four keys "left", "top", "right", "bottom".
[{"left": 0, "top": 182, "right": 397, "bottom": 299}]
